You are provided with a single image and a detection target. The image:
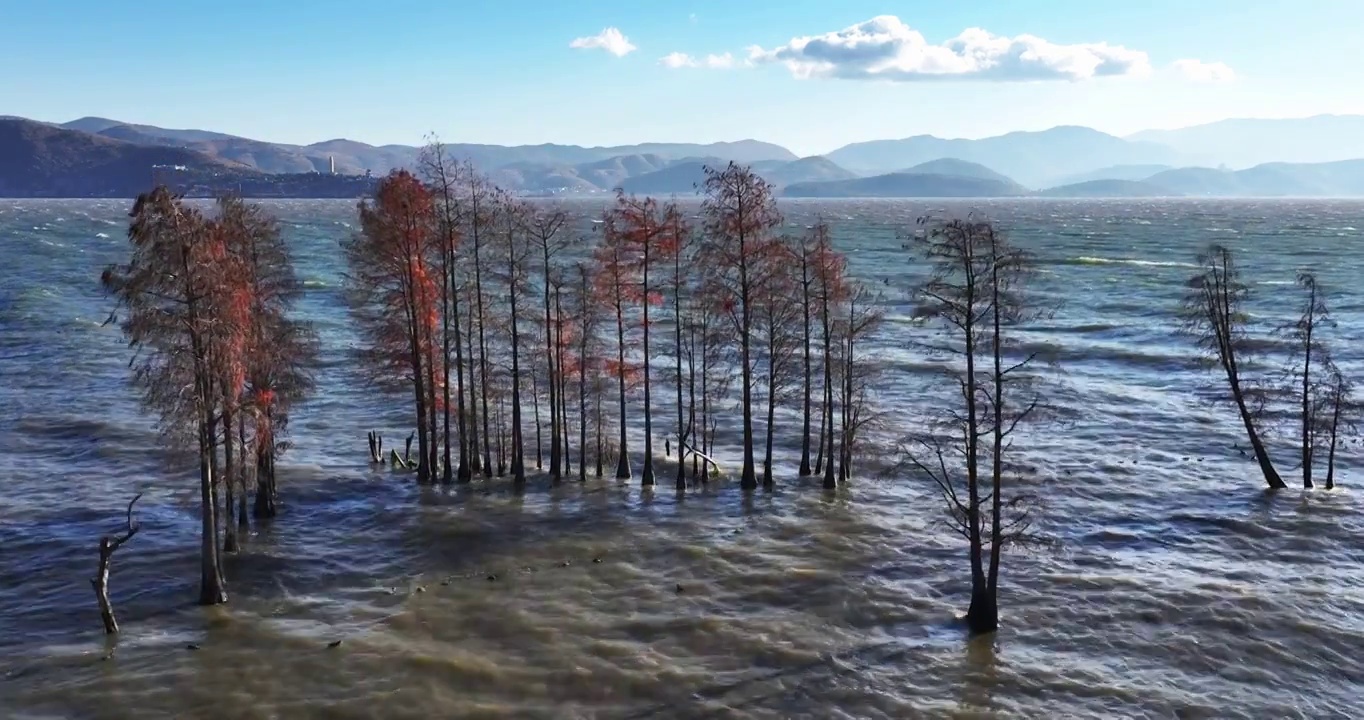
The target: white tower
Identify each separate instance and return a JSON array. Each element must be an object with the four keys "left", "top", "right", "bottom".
[{"left": 329, "top": 155, "right": 336, "bottom": 175}]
